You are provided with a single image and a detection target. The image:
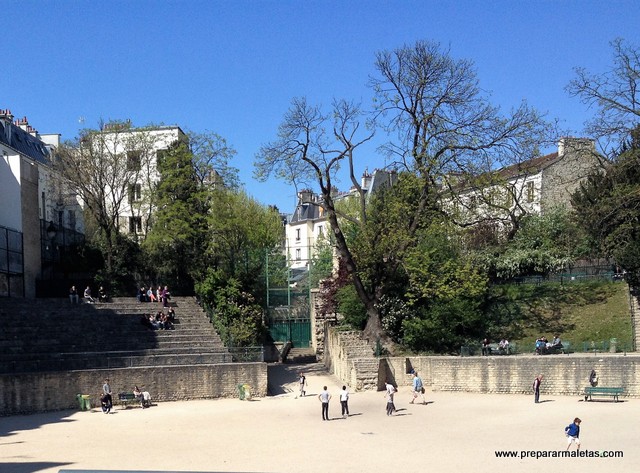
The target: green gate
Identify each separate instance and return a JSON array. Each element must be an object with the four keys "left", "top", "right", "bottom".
[{"left": 269, "top": 318, "right": 311, "bottom": 348}]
